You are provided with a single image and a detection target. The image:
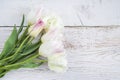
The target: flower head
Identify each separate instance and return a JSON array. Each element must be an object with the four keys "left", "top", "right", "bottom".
[
  {"left": 41, "top": 29, "right": 63, "bottom": 42},
  {"left": 39, "top": 40, "right": 64, "bottom": 57},
  {"left": 48, "top": 53, "right": 67, "bottom": 73},
  {"left": 41, "top": 13, "right": 64, "bottom": 32},
  {"left": 28, "top": 19, "right": 44, "bottom": 38},
  {"left": 27, "top": 8, "right": 42, "bottom": 25}
]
